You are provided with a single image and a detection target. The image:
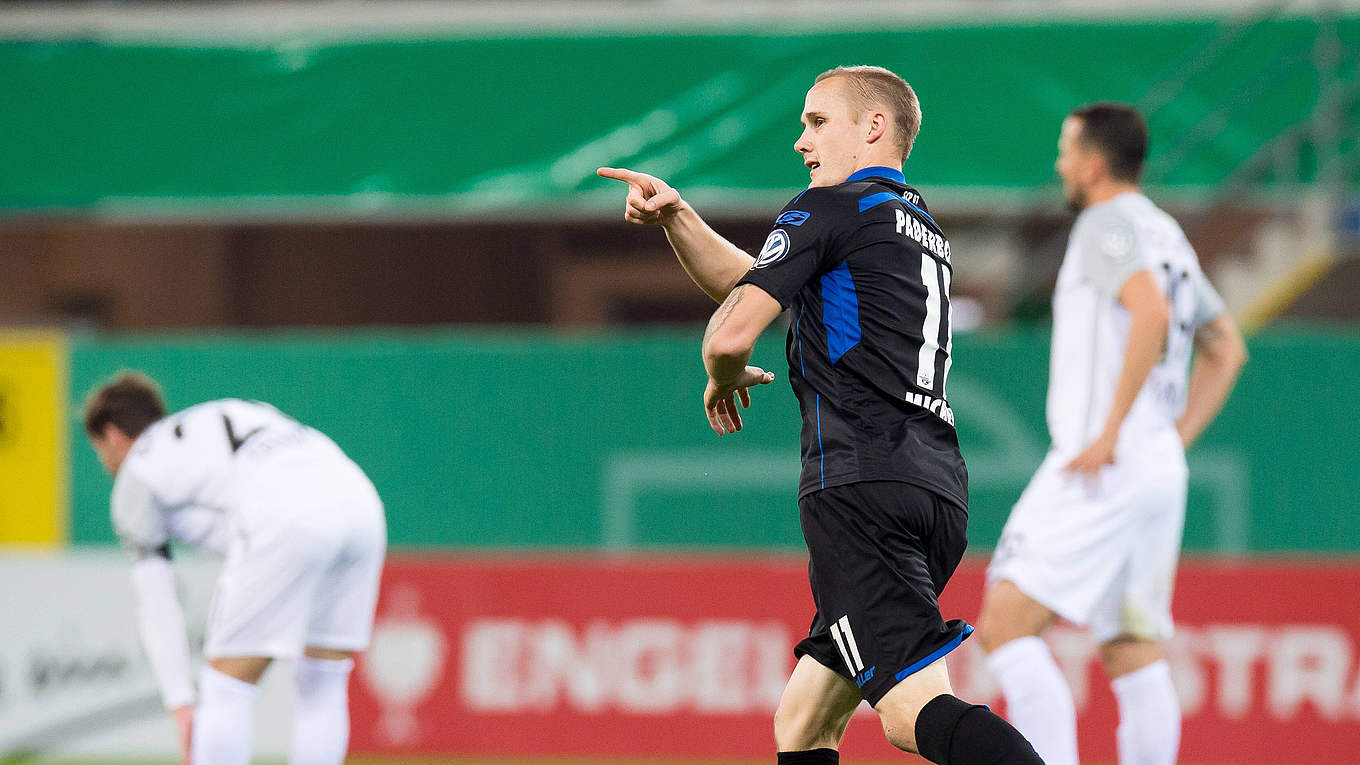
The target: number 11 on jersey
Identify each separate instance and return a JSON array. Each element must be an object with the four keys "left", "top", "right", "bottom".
[{"left": 917, "top": 254, "right": 953, "bottom": 396}]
